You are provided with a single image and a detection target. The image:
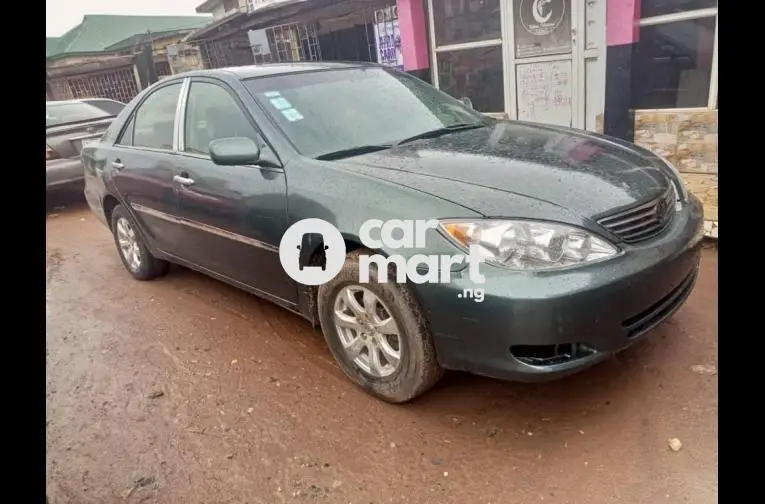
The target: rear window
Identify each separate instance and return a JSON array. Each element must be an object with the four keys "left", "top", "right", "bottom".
[{"left": 46, "top": 102, "right": 114, "bottom": 127}]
